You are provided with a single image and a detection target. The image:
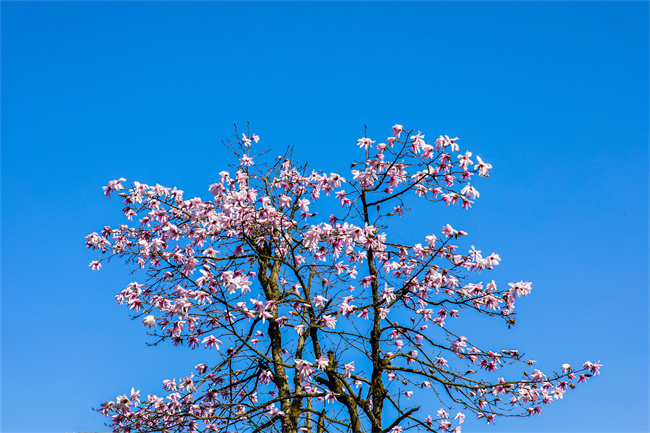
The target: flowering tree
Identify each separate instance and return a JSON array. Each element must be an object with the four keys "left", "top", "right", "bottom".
[{"left": 87, "top": 125, "right": 600, "bottom": 433}]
